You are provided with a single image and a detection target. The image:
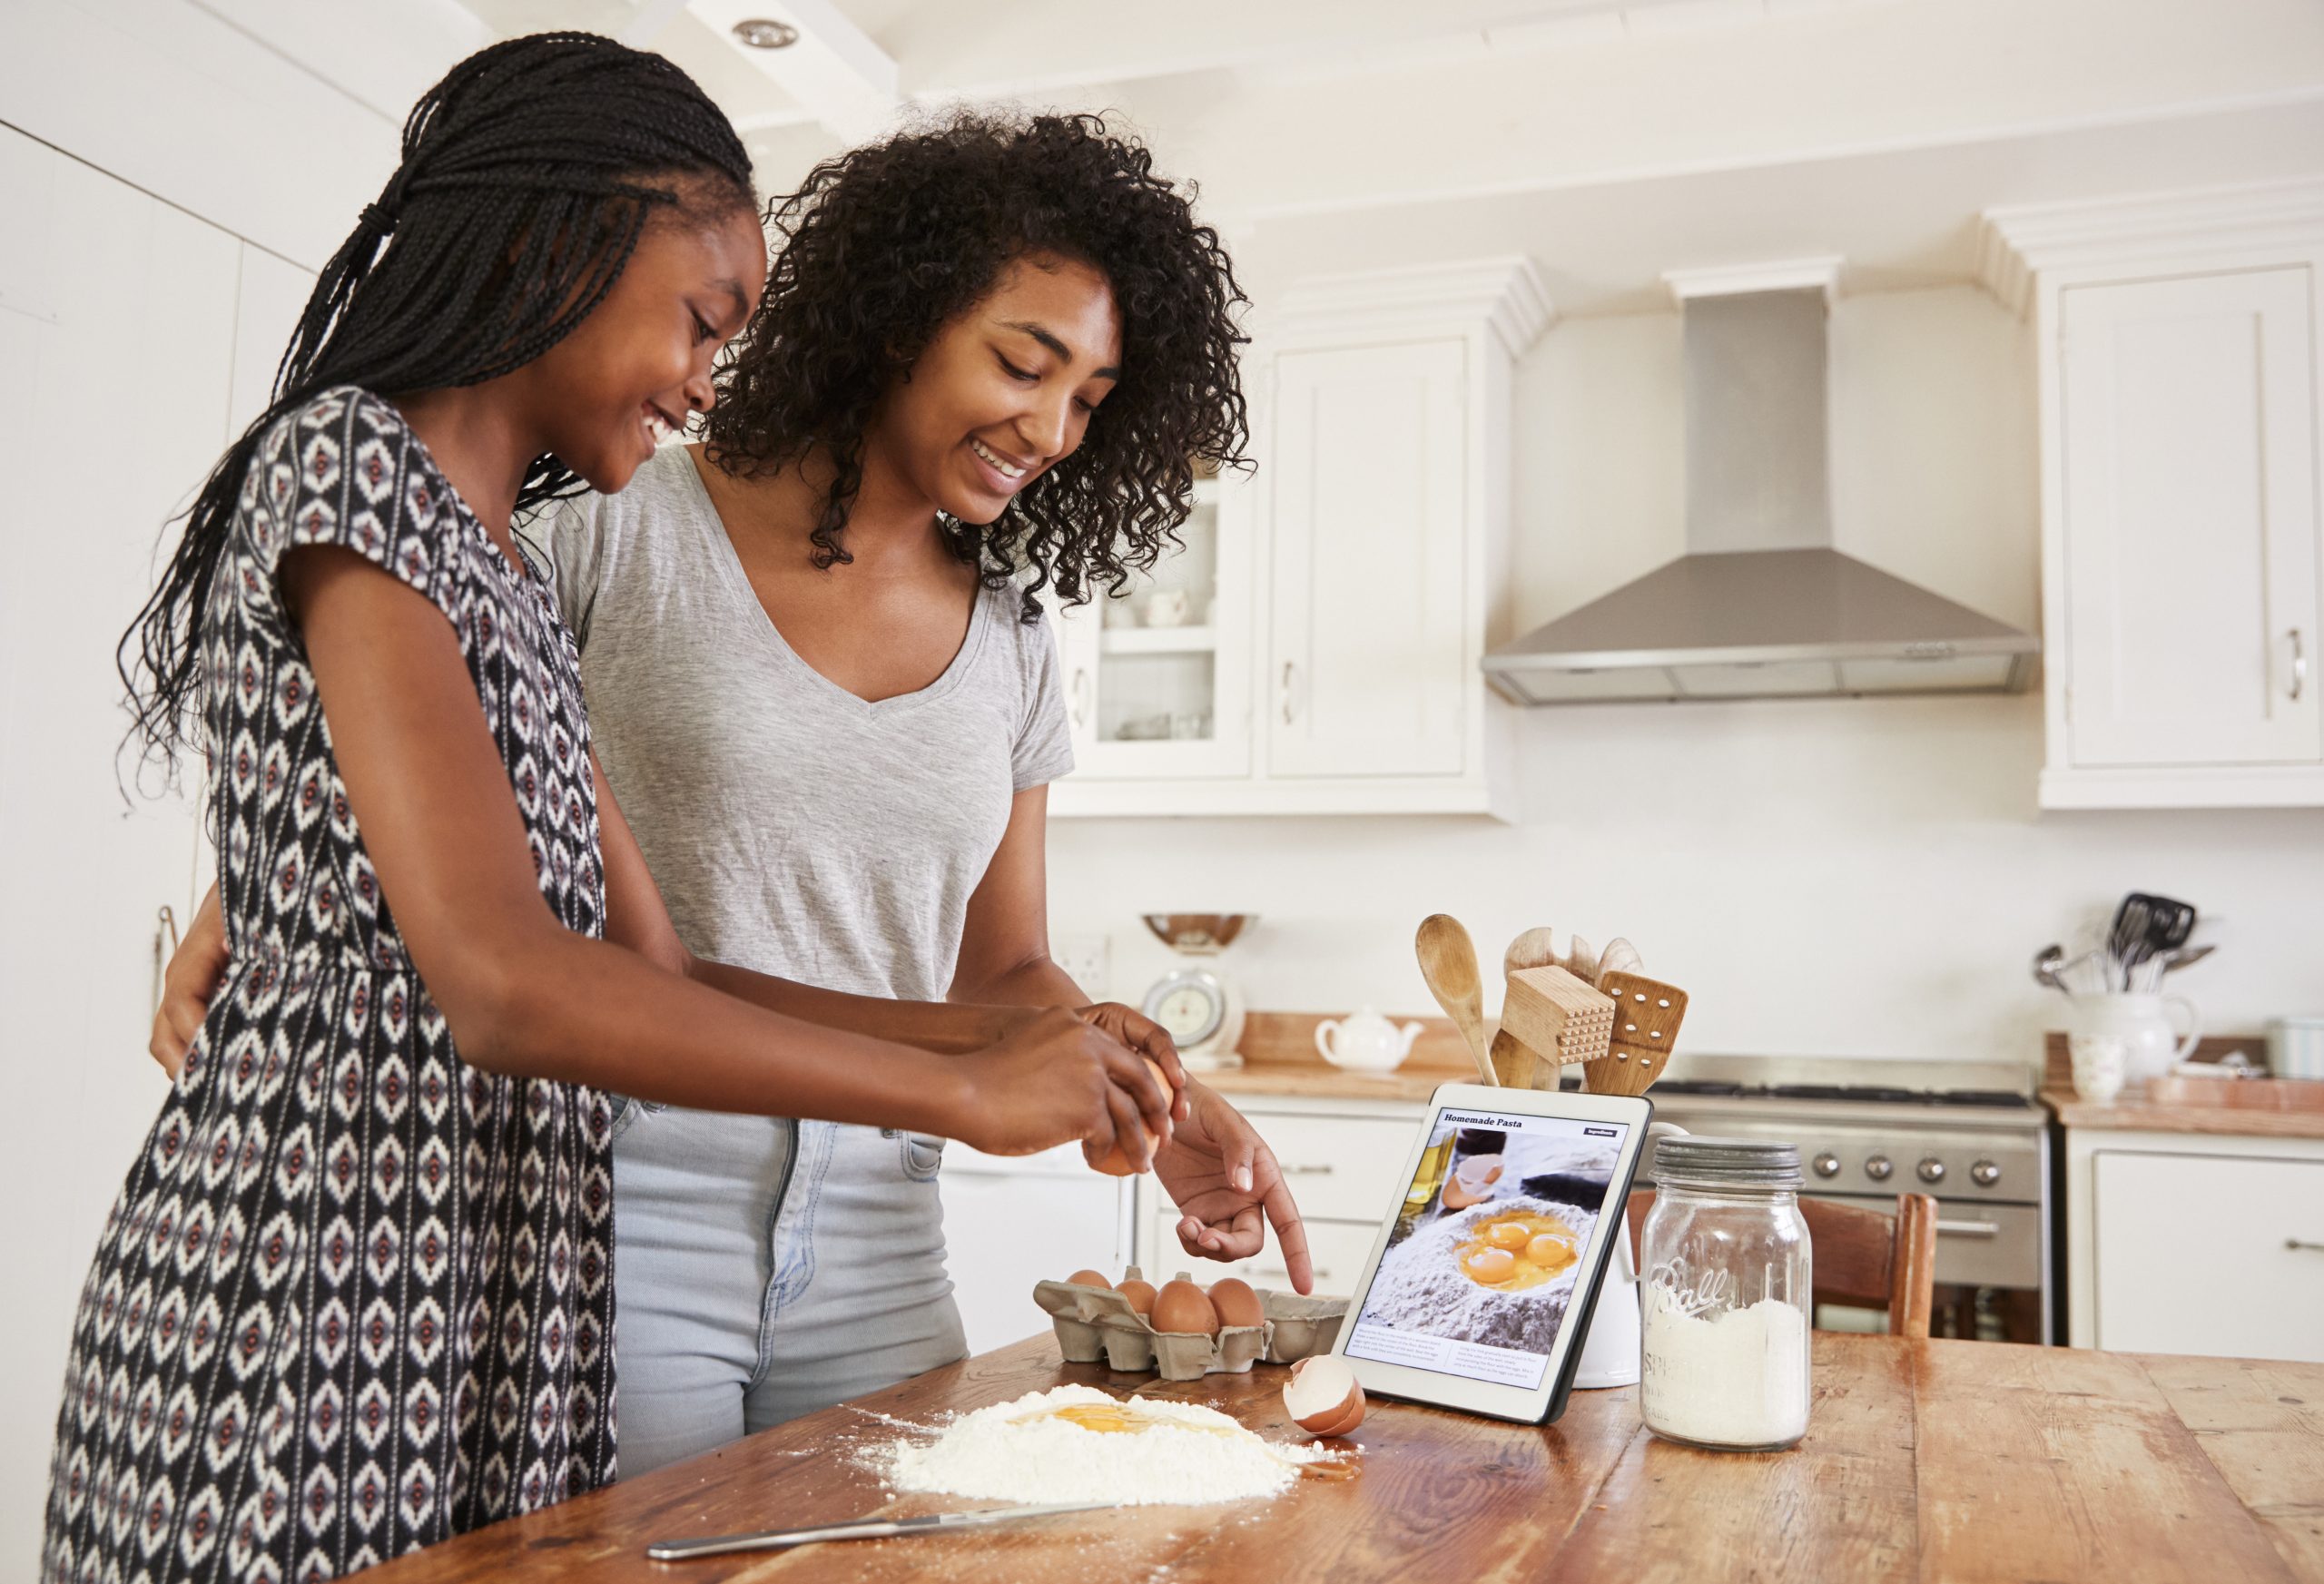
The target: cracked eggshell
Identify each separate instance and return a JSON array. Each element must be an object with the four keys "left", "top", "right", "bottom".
[{"left": 1285, "top": 1355, "right": 1367, "bottom": 1438}]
